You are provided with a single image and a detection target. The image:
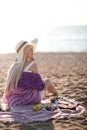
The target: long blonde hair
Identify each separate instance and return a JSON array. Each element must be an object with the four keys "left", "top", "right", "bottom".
[{"left": 4, "top": 45, "right": 33, "bottom": 95}]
